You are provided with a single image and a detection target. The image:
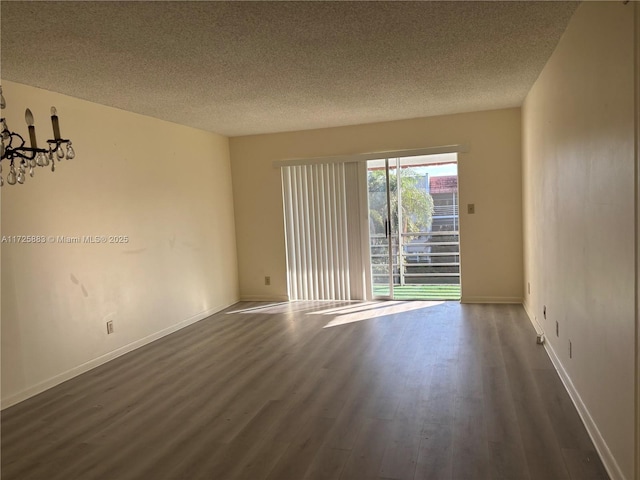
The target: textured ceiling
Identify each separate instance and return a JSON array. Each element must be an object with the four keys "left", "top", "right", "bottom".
[{"left": 1, "top": 1, "right": 578, "bottom": 137}]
